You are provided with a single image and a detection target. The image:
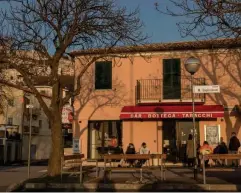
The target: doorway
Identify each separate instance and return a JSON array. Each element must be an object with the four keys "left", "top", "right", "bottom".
[{"left": 162, "top": 119, "right": 199, "bottom": 162}]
